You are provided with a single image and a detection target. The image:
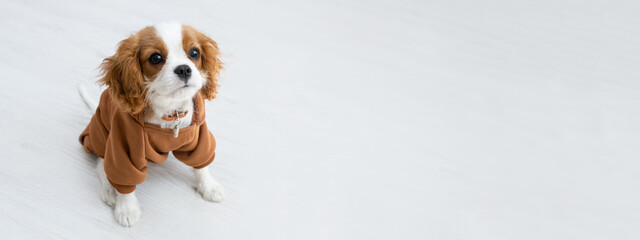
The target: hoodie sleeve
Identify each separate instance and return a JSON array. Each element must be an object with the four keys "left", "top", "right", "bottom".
[
  {"left": 103, "top": 109, "right": 147, "bottom": 194},
  {"left": 173, "top": 122, "right": 216, "bottom": 169}
]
